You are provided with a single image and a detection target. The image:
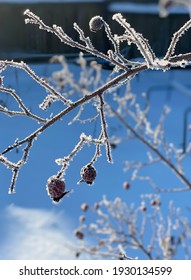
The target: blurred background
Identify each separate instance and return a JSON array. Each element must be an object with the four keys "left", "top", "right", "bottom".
[{"left": 0, "top": 0, "right": 191, "bottom": 60}]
